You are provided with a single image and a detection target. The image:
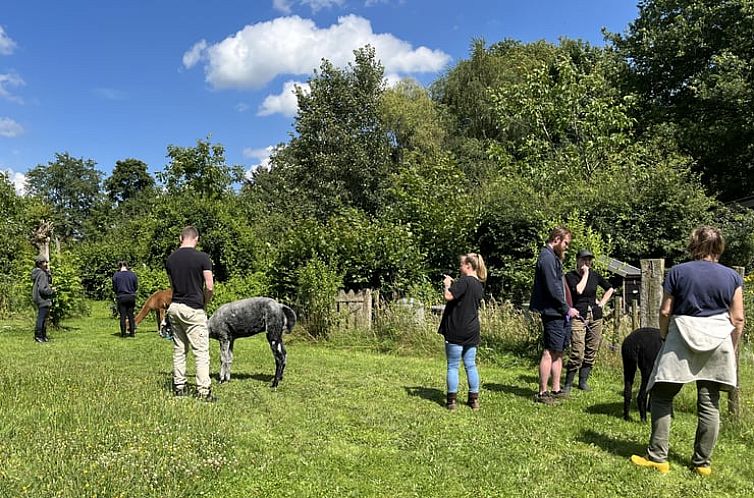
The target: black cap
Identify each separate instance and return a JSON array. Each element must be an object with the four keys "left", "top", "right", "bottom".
[{"left": 576, "top": 249, "right": 594, "bottom": 259}]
